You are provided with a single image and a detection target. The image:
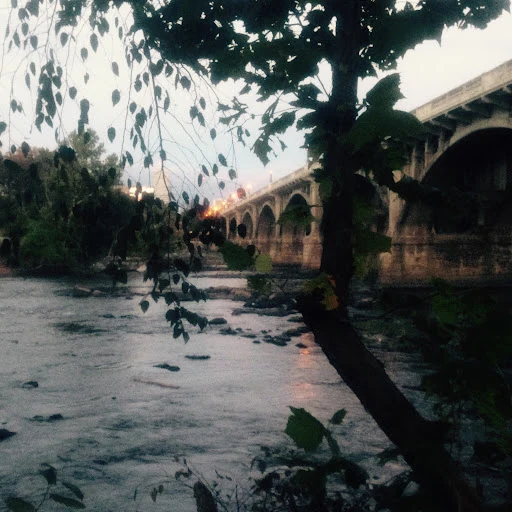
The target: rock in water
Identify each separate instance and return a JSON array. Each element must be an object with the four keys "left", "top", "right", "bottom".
[
  {"left": 185, "top": 355, "right": 210, "bottom": 360},
  {"left": 0, "top": 429, "right": 16, "bottom": 441},
  {"left": 22, "top": 380, "right": 39, "bottom": 388},
  {"left": 154, "top": 363, "right": 180, "bottom": 372},
  {"left": 208, "top": 317, "right": 227, "bottom": 325}
]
